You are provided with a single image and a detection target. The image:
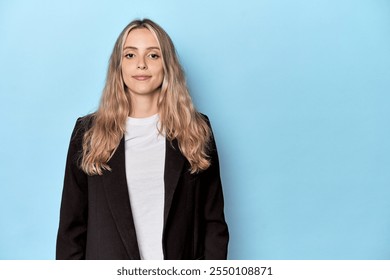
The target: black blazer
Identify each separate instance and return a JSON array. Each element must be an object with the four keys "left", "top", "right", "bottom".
[{"left": 56, "top": 115, "right": 229, "bottom": 260}]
